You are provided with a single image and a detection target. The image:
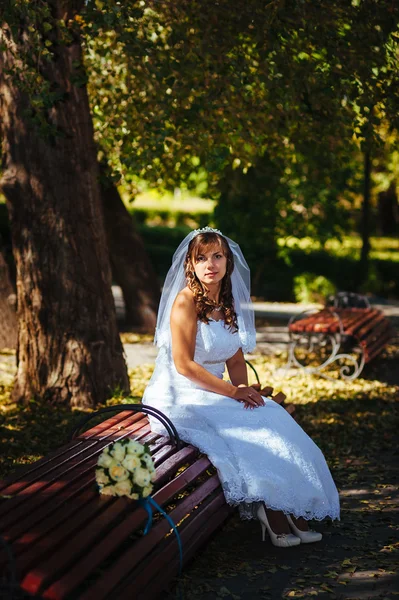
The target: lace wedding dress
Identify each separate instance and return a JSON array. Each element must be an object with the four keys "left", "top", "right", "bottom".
[{"left": 143, "top": 319, "right": 340, "bottom": 521}]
